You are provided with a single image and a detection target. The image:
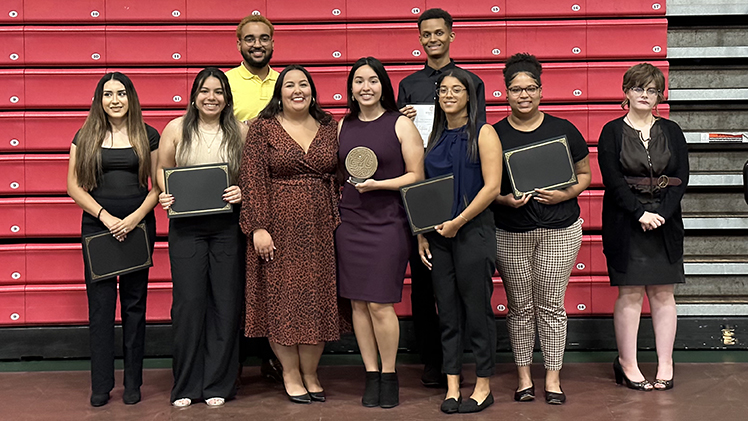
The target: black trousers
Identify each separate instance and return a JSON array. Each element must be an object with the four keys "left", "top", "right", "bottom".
[
  {"left": 408, "top": 237, "right": 443, "bottom": 368},
  {"left": 426, "top": 210, "right": 497, "bottom": 377},
  {"left": 82, "top": 195, "right": 154, "bottom": 395},
  {"left": 169, "top": 211, "right": 243, "bottom": 402}
]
